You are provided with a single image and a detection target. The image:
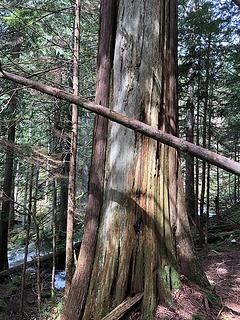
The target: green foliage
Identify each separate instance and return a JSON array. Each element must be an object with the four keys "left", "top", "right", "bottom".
[
  {"left": 12, "top": 275, "right": 22, "bottom": 286},
  {"left": 3, "top": 8, "right": 37, "bottom": 27},
  {"left": 171, "top": 267, "right": 181, "bottom": 289},
  {"left": 184, "top": 3, "right": 222, "bottom": 35},
  {"left": 41, "top": 295, "right": 64, "bottom": 320},
  {"left": 179, "top": 0, "right": 240, "bottom": 210}
]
